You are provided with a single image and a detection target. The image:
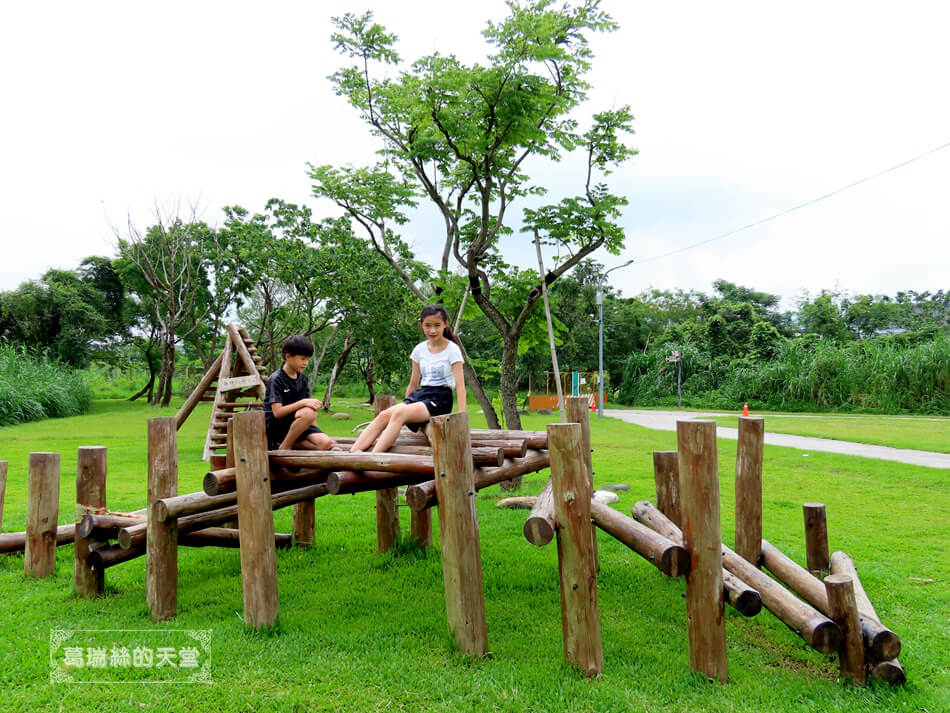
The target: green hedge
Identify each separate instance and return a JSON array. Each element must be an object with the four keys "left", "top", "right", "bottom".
[
  {"left": 619, "top": 332, "right": 950, "bottom": 414},
  {"left": 0, "top": 345, "right": 92, "bottom": 426}
]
